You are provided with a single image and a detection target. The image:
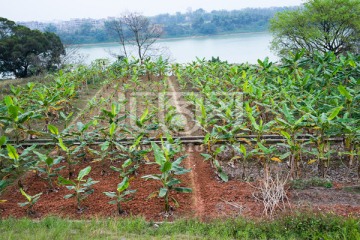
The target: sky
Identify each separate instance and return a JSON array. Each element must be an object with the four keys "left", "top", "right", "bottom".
[{"left": 0, "top": 0, "right": 304, "bottom": 22}]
